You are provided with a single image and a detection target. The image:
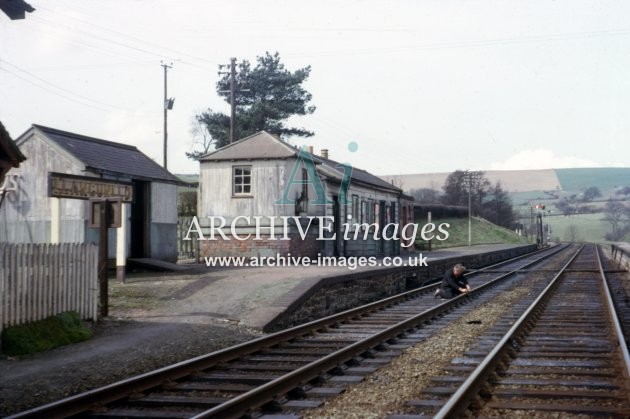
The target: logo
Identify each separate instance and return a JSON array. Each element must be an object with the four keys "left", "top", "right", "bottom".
[{"left": 275, "top": 143, "right": 356, "bottom": 206}]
